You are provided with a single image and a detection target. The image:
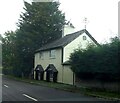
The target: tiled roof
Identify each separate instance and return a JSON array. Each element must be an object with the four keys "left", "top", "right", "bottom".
[
  {"left": 45, "top": 64, "right": 58, "bottom": 72},
  {"left": 35, "top": 65, "right": 44, "bottom": 72},
  {"left": 36, "top": 29, "right": 100, "bottom": 52},
  {"left": 62, "top": 61, "right": 70, "bottom": 65}
]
